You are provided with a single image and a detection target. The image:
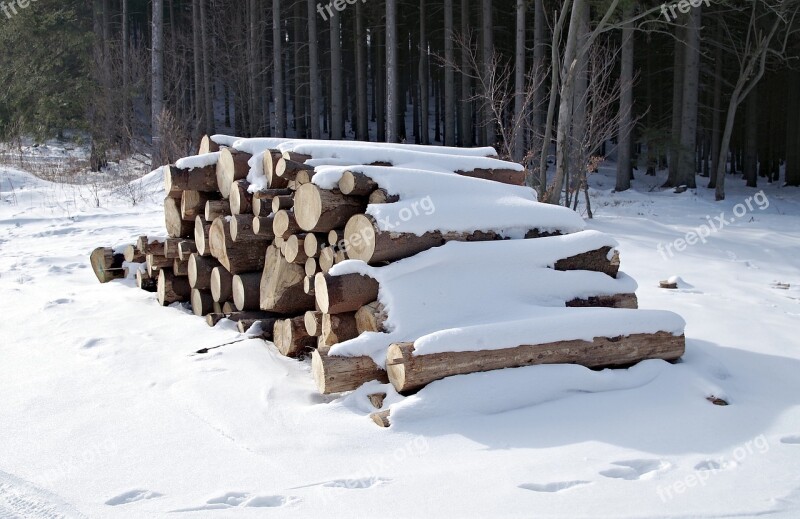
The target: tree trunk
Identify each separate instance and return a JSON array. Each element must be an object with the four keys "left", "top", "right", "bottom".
[
  {"left": 743, "top": 90, "right": 758, "bottom": 187},
  {"left": 443, "top": 0, "right": 455, "bottom": 146},
  {"left": 678, "top": 7, "right": 701, "bottom": 188},
  {"left": 273, "top": 0, "right": 286, "bottom": 136},
  {"left": 418, "top": 0, "right": 430, "bottom": 145},
  {"left": 481, "top": 0, "right": 494, "bottom": 147},
  {"left": 667, "top": 27, "right": 685, "bottom": 187},
  {"left": 200, "top": 0, "right": 214, "bottom": 134},
  {"left": 151, "top": 0, "right": 164, "bottom": 169},
  {"left": 616, "top": 3, "right": 634, "bottom": 192},
  {"left": 355, "top": 1, "right": 369, "bottom": 141},
  {"left": 386, "top": 0, "right": 398, "bottom": 142},
  {"left": 709, "top": 24, "right": 723, "bottom": 189},
  {"left": 512, "top": 0, "right": 526, "bottom": 161},
  {"left": 329, "top": 13, "right": 343, "bottom": 140},
  {"left": 307, "top": 0, "right": 321, "bottom": 139},
  {"left": 459, "top": 0, "right": 472, "bottom": 147},
  {"left": 786, "top": 68, "right": 800, "bottom": 186}
]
